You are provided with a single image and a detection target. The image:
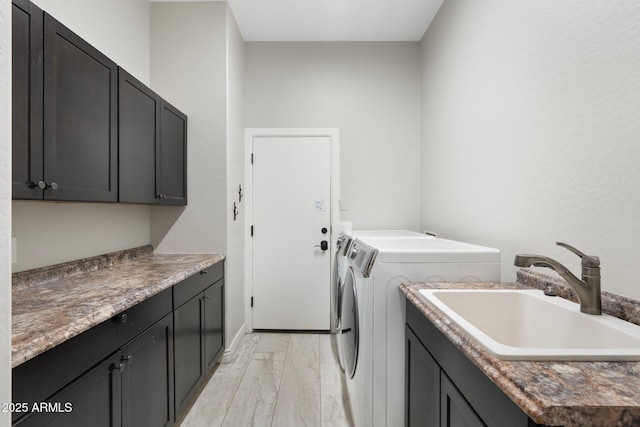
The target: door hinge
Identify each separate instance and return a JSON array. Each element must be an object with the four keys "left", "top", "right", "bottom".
[
  {"left": 251, "top": 153, "right": 254, "bottom": 164},
  {"left": 251, "top": 296, "right": 254, "bottom": 308},
  {"left": 251, "top": 225, "right": 254, "bottom": 237}
]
